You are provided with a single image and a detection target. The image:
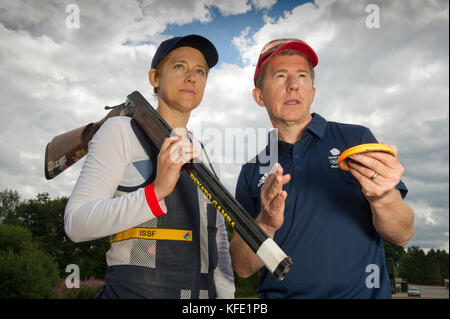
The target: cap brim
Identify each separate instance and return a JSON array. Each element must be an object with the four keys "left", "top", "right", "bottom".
[
  {"left": 172, "top": 34, "right": 219, "bottom": 69},
  {"left": 254, "top": 41, "right": 318, "bottom": 84},
  {"left": 277, "top": 42, "right": 318, "bottom": 67}
]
